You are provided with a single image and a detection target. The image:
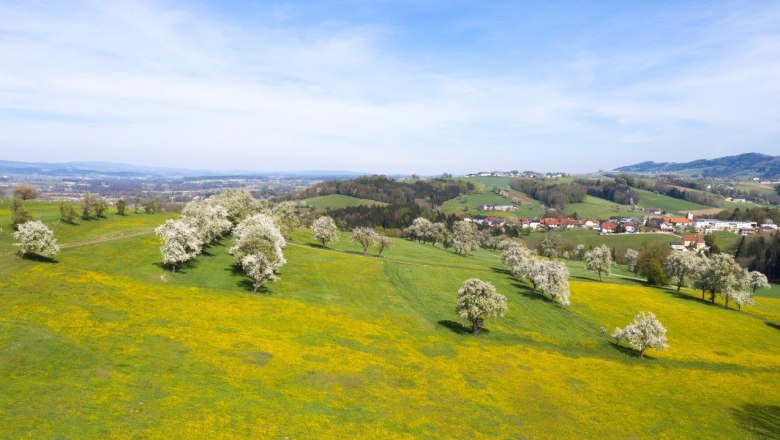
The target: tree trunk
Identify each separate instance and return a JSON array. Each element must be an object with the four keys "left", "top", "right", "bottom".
[
  {"left": 701, "top": 289, "right": 705, "bottom": 300},
  {"left": 639, "top": 348, "right": 645, "bottom": 358},
  {"left": 172, "top": 265, "right": 177, "bottom": 273},
  {"left": 677, "top": 282, "right": 682, "bottom": 292},
  {"left": 724, "top": 296, "right": 729, "bottom": 309},
  {"left": 252, "top": 284, "right": 258, "bottom": 293},
  {"left": 598, "top": 272, "right": 602, "bottom": 281},
  {"left": 472, "top": 318, "right": 483, "bottom": 335}
]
